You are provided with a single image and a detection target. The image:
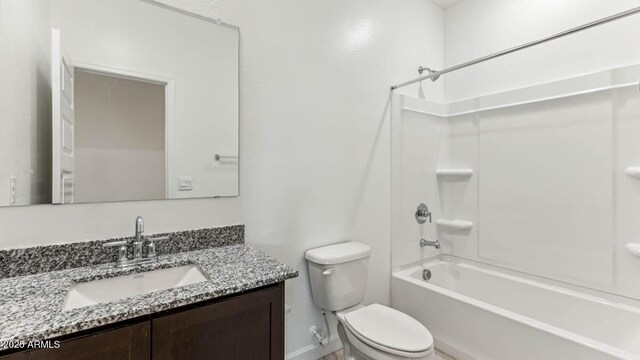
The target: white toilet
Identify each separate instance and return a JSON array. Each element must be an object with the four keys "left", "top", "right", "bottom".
[{"left": 305, "top": 242, "right": 435, "bottom": 360}]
